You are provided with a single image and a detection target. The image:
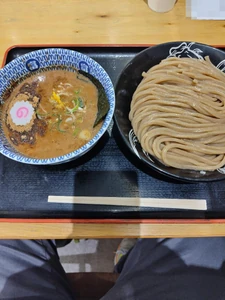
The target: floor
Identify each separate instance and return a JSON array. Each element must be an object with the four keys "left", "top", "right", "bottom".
[{"left": 58, "top": 239, "right": 121, "bottom": 273}]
